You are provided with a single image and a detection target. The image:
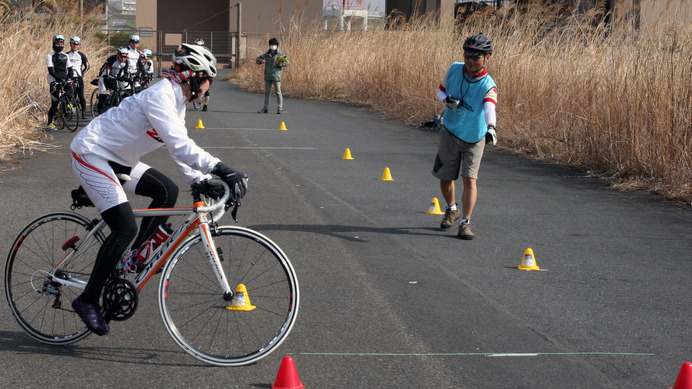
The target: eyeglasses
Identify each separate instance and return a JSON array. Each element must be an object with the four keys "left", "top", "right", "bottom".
[
  {"left": 71, "top": 42, "right": 80, "bottom": 45},
  {"left": 131, "top": 40, "right": 140, "bottom": 44},
  {"left": 463, "top": 54, "right": 485, "bottom": 60}
]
